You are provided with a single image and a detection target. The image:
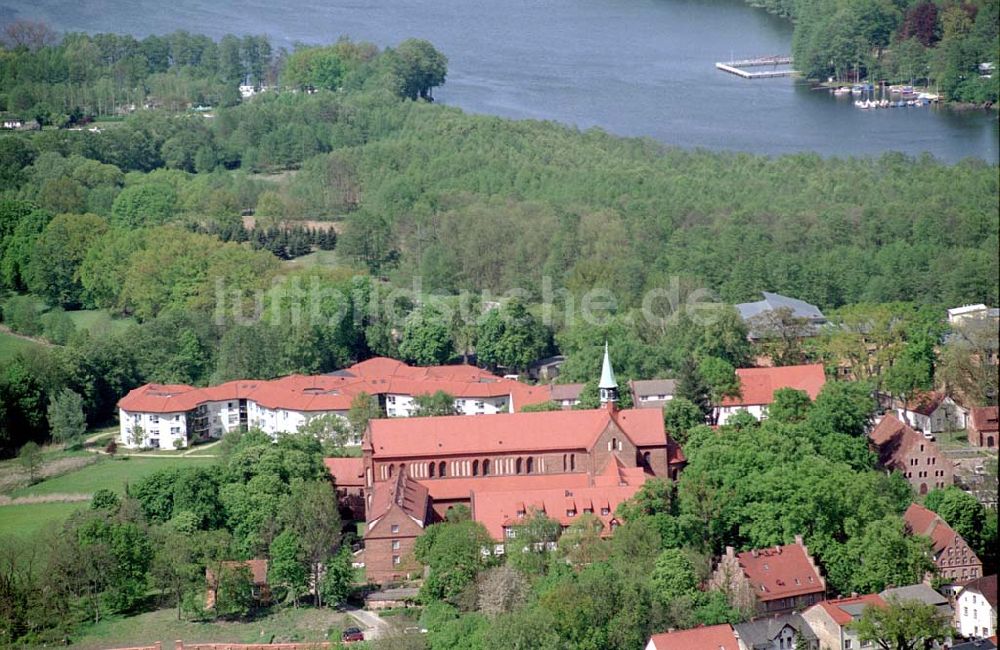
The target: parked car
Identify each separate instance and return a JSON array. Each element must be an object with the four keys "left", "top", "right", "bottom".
[{"left": 342, "top": 627, "right": 365, "bottom": 643}]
